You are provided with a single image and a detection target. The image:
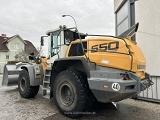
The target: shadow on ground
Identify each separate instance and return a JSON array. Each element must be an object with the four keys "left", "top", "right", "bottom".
[
  {"left": 43, "top": 100, "right": 160, "bottom": 120},
  {"left": 44, "top": 102, "right": 120, "bottom": 120}
]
